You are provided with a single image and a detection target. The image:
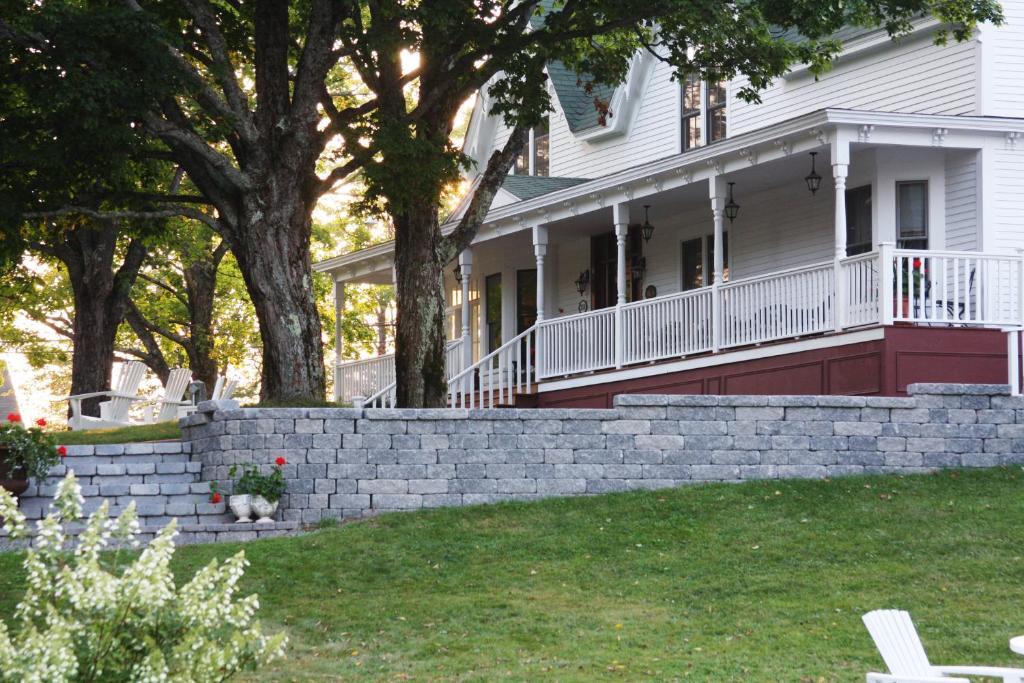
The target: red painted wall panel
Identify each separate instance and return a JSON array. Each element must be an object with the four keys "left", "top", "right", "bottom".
[{"left": 535, "top": 327, "right": 1015, "bottom": 408}]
